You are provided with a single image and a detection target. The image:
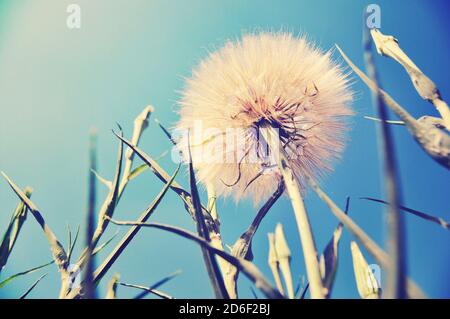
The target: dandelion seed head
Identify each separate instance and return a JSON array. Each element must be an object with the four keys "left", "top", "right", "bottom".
[{"left": 176, "top": 32, "right": 354, "bottom": 204}]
